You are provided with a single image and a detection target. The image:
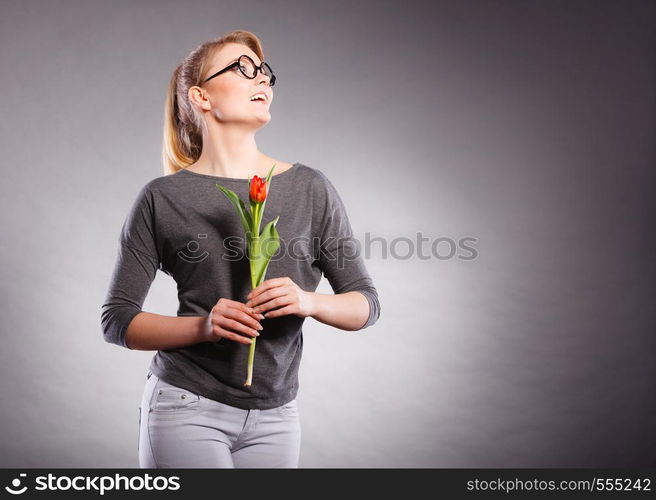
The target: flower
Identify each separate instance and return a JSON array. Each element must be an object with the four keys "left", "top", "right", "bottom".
[
  {"left": 215, "top": 164, "right": 281, "bottom": 387},
  {"left": 249, "top": 175, "right": 267, "bottom": 203}
]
